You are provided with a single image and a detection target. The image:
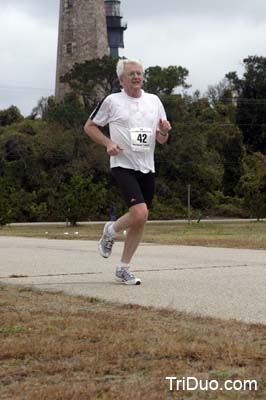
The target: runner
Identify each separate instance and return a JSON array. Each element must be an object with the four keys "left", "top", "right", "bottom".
[{"left": 84, "top": 58, "right": 171, "bottom": 284}]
